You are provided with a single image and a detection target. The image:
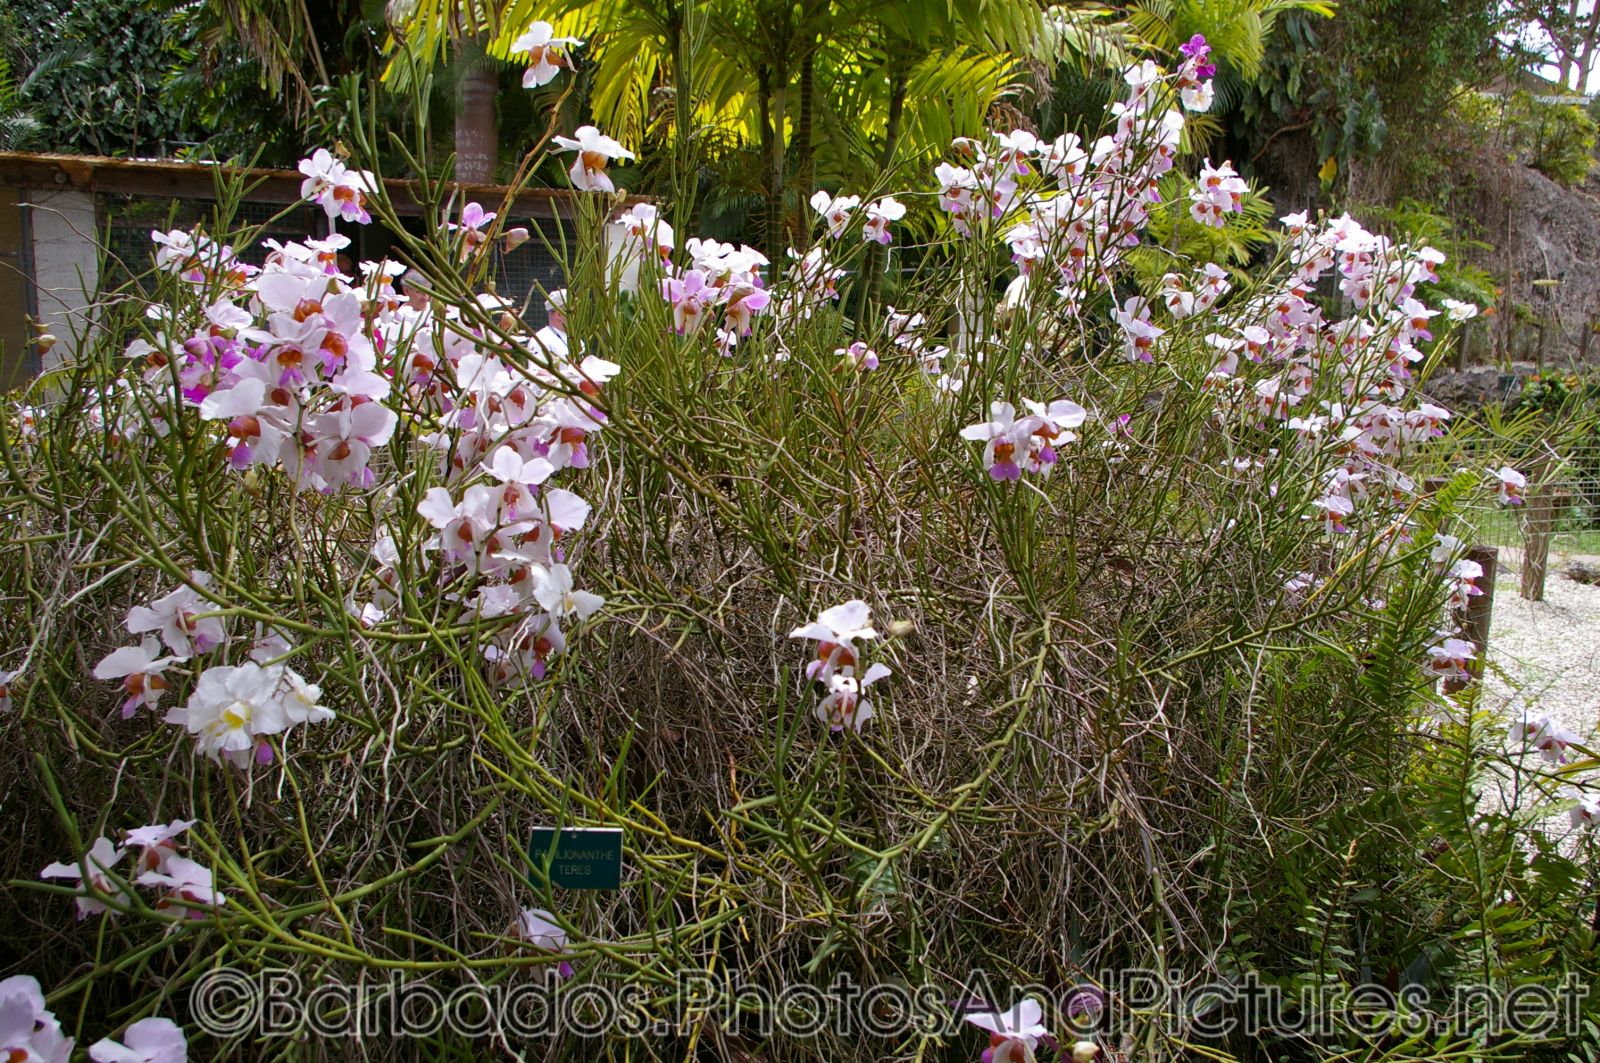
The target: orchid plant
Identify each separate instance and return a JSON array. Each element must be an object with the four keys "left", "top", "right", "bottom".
[{"left": 0, "top": 24, "right": 1584, "bottom": 1063}]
